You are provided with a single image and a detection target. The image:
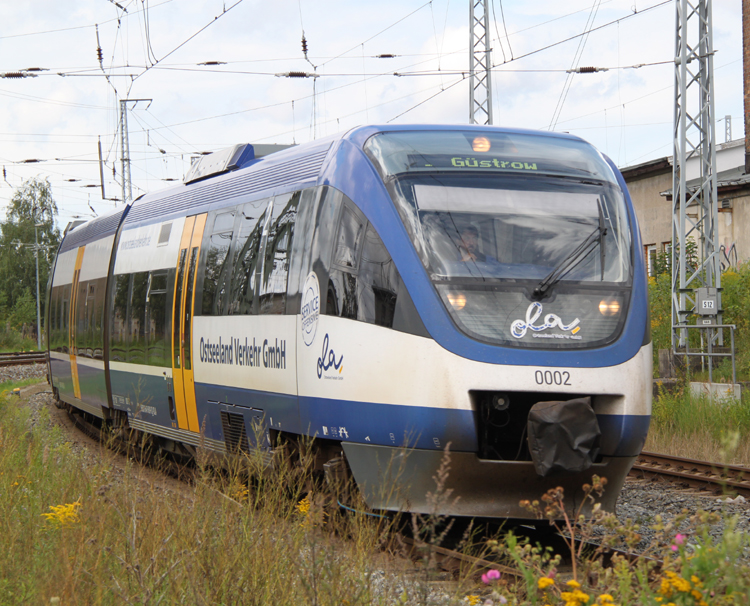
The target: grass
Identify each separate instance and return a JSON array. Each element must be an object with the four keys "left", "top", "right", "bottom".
[
  {"left": 4, "top": 380, "right": 750, "bottom": 604},
  {"left": 0, "top": 383, "right": 490, "bottom": 605},
  {"left": 0, "top": 376, "right": 47, "bottom": 394},
  {"left": 0, "top": 329, "right": 41, "bottom": 353},
  {"left": 646, "top": 381, "right": 750, "bottom": 464}
]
